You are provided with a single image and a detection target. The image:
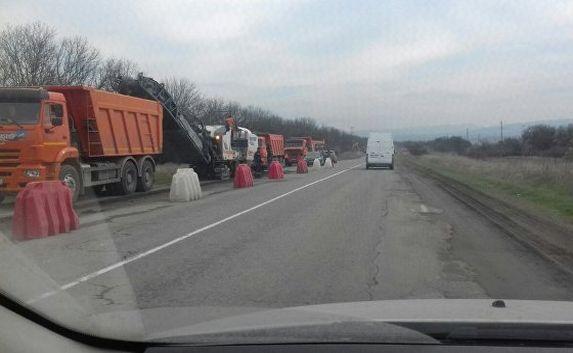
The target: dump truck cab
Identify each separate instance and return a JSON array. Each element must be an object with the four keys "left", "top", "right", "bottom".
[
  {"left": 0, "top": 86, "right": 163, "bottom": 202},
  {"left": 0, "top": 88, "right": 78, "bottom": 200},
  {"left": 284, "top": 138, "right": 308, "bottom": 166}
]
